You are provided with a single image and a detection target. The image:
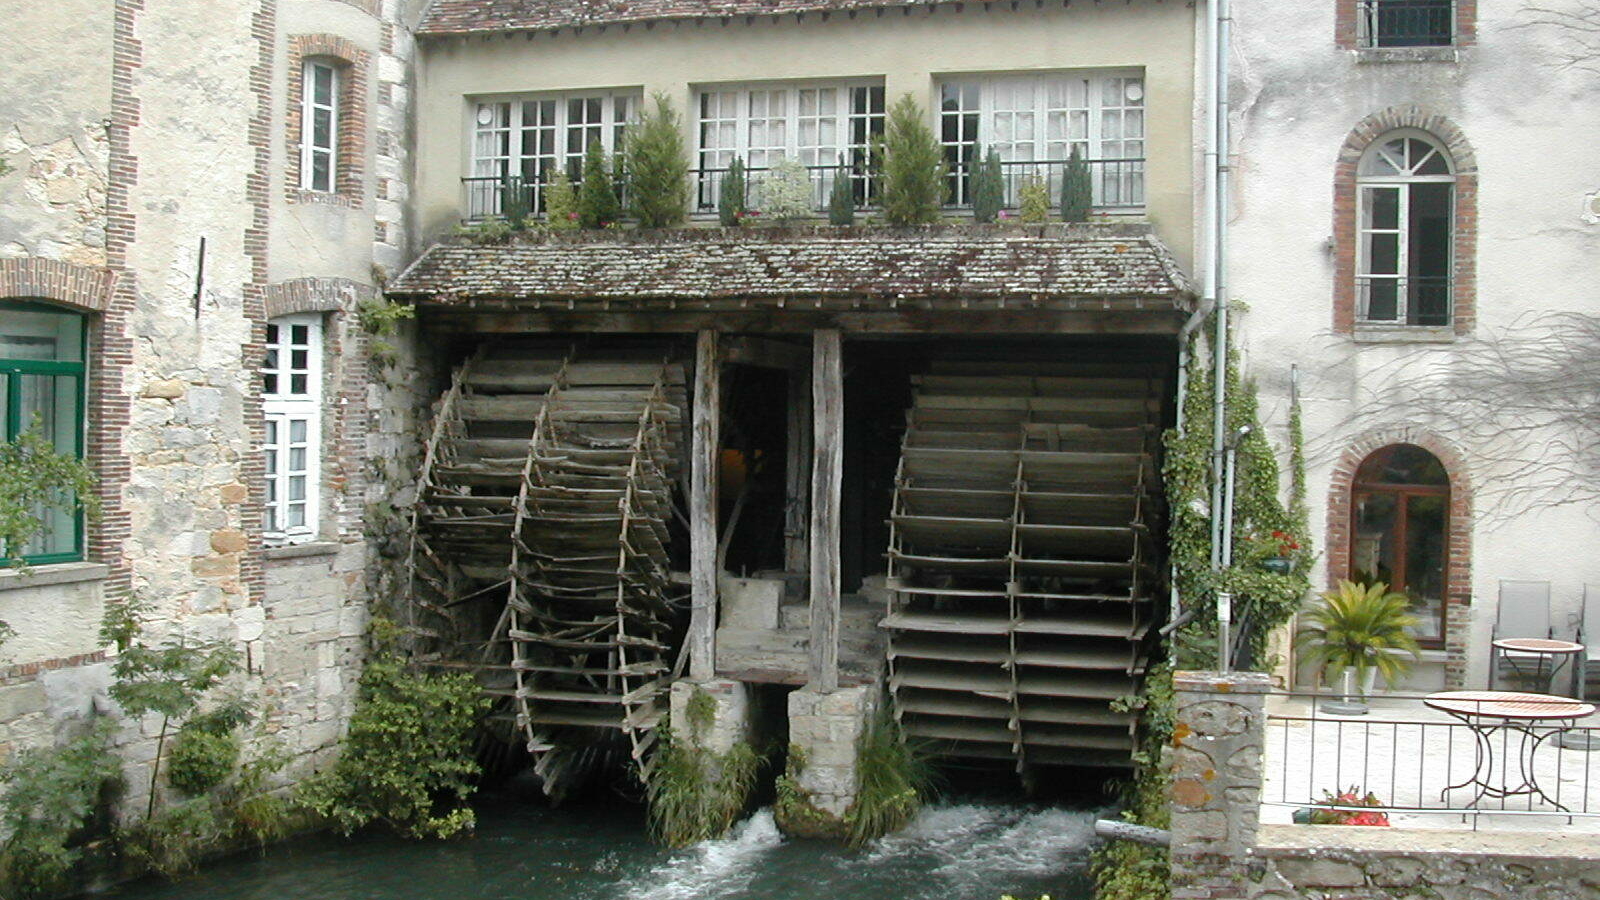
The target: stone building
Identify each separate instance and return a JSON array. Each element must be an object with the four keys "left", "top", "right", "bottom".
[
  {"left": 1227, "top": 0, "right": 1600, "bottom": 691},
  {"left": 2, "top": 0, "right": 1595, "bottom": 840},
  {"left": 0, "top": 0, "right": 424, "bottom": 814}
]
